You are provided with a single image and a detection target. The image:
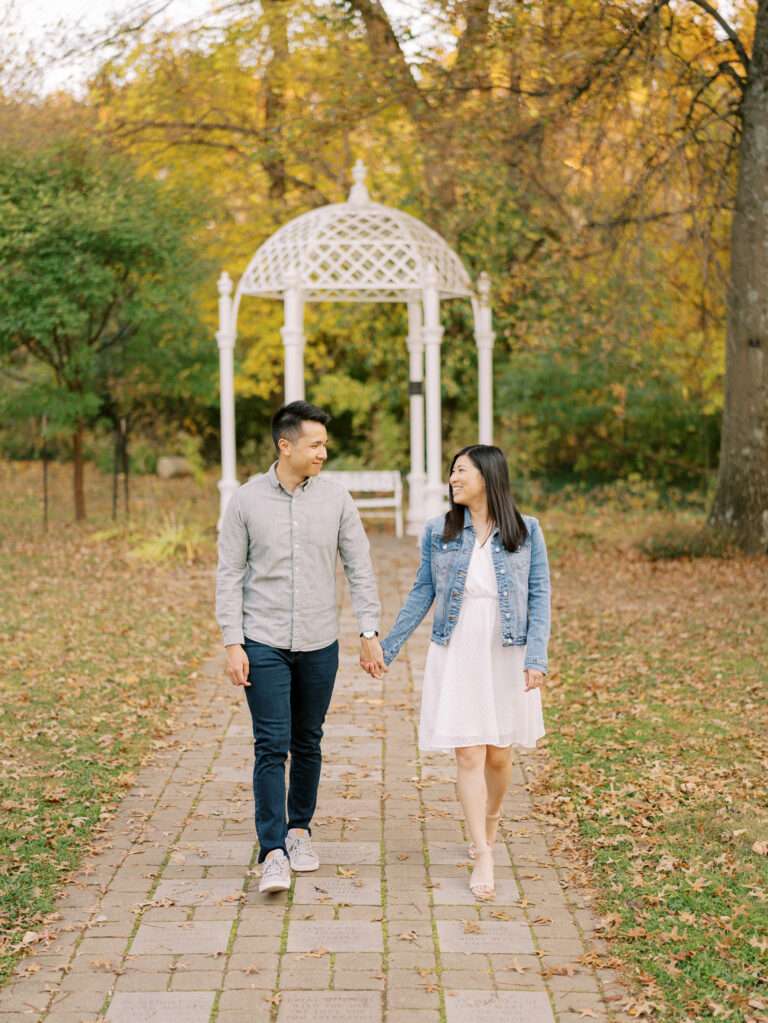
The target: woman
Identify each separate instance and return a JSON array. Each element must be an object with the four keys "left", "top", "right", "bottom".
[{"left": 374, "top": 445, "right": 550, "bottom": 898}]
